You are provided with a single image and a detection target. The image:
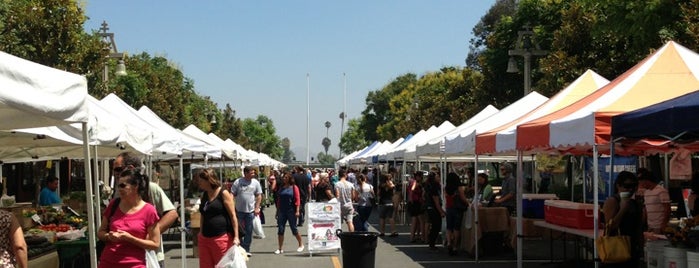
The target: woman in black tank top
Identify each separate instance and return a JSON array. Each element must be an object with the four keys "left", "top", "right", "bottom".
[
  {"left": 196, "top": 169, "right": 240, "bottom": 268},
  {"left": 602, "top": 171, "right": 642, "bottom": 268}
]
